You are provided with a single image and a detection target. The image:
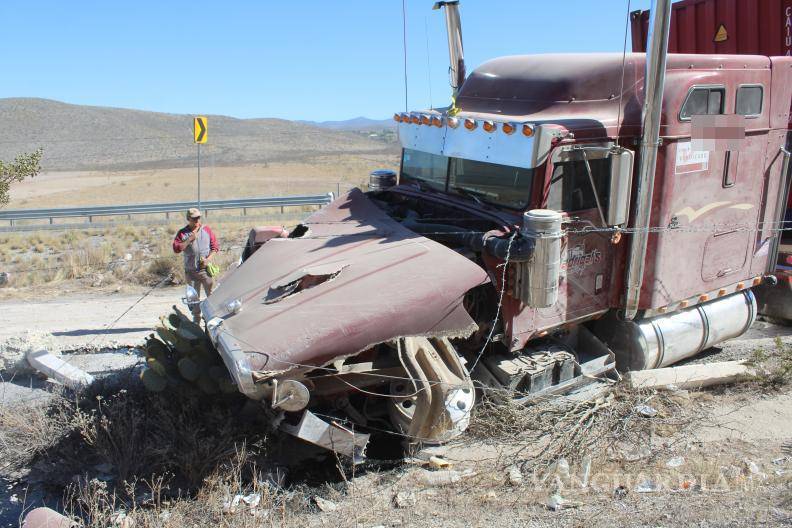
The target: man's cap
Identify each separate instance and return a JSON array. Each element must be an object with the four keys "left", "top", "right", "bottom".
[{"left": 186, "top": 208, "right": 201, "bottom": 219}]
